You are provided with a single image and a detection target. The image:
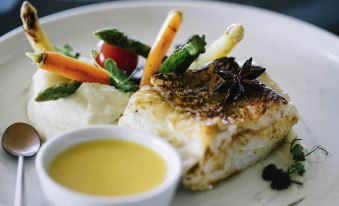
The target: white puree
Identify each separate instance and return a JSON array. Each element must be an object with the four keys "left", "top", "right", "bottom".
[{"left": 27, "top": 69, "right": 131, "bottom": 140}]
